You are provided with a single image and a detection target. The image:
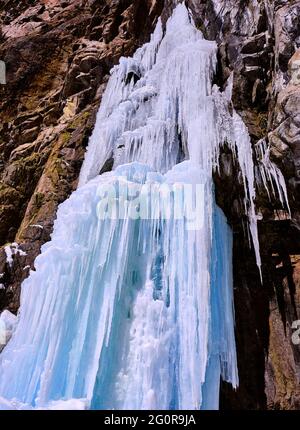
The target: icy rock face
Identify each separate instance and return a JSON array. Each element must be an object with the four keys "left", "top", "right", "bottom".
[
  {"left": 0, "top": 0, "right": 297, "bottom": 411},
  {"left": 0, "top": 4, "right": 239, "bottom": 411},
  {"left": 212, "top": 0, "right": 261, "bottom": 37},
  {"left": 289, "top": 49, "right": 300, "bottom": 86},
  {"left": 0, "top": 2, "right": 291, "bottom": 411},
  {"left": 187, "top": 0, "right": 300, "bottom": 410}
]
